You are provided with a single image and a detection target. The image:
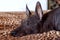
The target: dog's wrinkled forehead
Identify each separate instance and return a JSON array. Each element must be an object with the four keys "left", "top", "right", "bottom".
[
  {"left": 28, "top": 15, "right": 40, "bottom": 23},
  {"left": 23, "top": 15, "right": 40, "bottom": 26}
]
